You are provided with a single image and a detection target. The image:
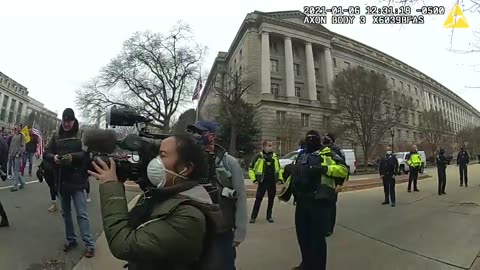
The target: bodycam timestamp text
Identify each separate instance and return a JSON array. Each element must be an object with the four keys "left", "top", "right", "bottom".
[{"left": 303, "top": 5, "right": 446, "bottom": 25}]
